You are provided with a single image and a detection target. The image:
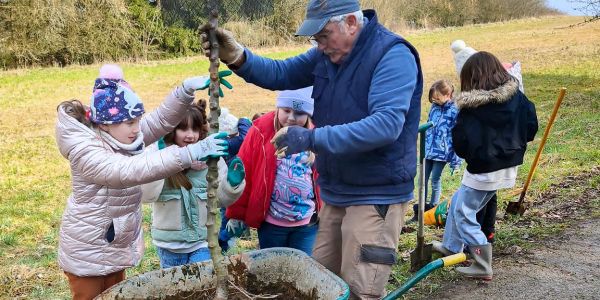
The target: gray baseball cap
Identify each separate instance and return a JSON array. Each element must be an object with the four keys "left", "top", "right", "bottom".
[{"left": 295, "top": 0, "right": 361, "bottom": 36}]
